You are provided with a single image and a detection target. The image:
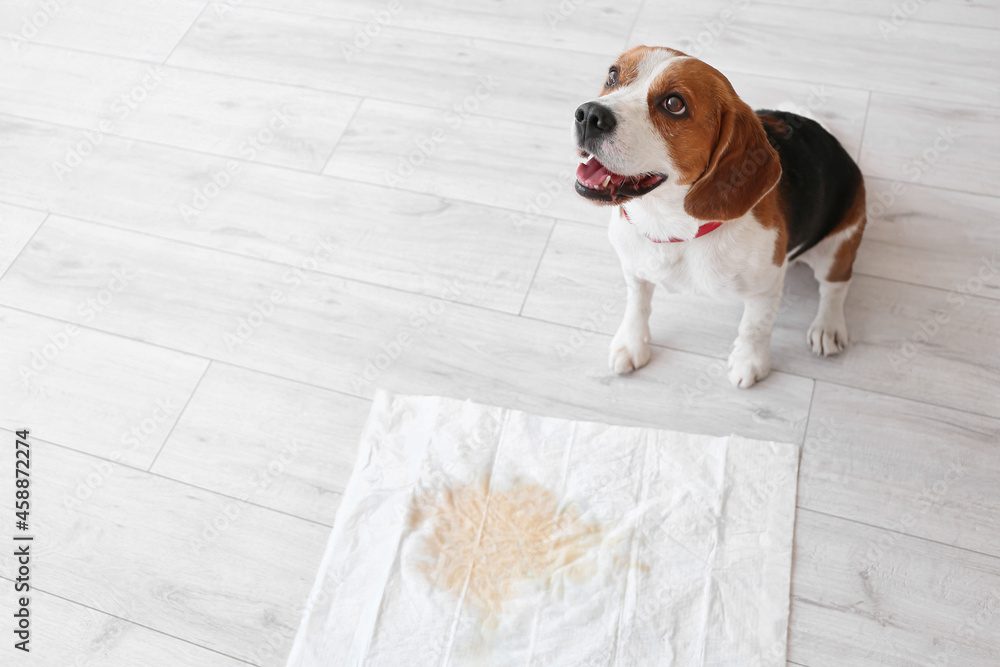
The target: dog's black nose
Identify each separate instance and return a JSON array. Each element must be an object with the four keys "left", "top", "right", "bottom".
[{"left": 575, "top": 102, "right": 617, "bottom": 142}]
